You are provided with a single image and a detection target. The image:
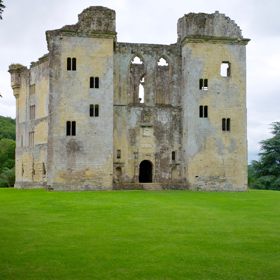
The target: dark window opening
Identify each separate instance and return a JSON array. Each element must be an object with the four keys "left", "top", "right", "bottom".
[
  {"left": 66, "top": 121, "right": 71, "bottom": 136},
  {"left": 227, "top": 118, "right": 230, "bottom": 131},
  {"left": 66, "top": 121, "right": 76, "bottom": 136},
  {"left": 67, "top": 57, "right": 76, "bottom": 71},
  {"left": 72, "top": 58, "right": 76, "bottom": 71},
  {"left": 72, "top": 121, "right": 76, "bottom": 136},
  {"left": 90, "top": 77, "right": 94, "bottom": 88},
  {"left": 199, "top": 79, "right": 208, "bottom": 90},
  {"left": 172, "top": 151, "right": 176, "bottom": 161},
  {"left": 204, "top": 106, "right": 208, "bottom": 118},
  {"left": 221, "top": 62, "right": 231, "bottom": 77},
  {"left": 117, "top": 150, "right": 121, "bottom": 159},
  {"left": 90, "top": 104, "right": 94, "bottom": 117},
  {"left": 199, "top": 105, "right": 203, "bottom": 118},
  {"left": 95, "top": 105, "right": 99, "bottom": 117},
  {"left": 139, "top": 160, "right": 153, "bottom": 183},
  {"left": 222, "top": 118, "right": 226, "bottom": 131},
  {"left": 42, "top": 162, "right": 46, "bottom": 175},
  {"left": 89, "top": 77, "right": 100, "bottom": 88},
  {"left": 89, "top": 104, "right": 99, "bottom": 117},
  {"left": 199, "top": 105, "right": 208, "bottom": 118},
  {"left": 22, "top": 164, "right": 24, "bottom": 176},
  {"left": 67, "top": 57, "right": 71, "bottom": 71},
  {"left": 95, "top": 77, "right": 99, "bottom": 88}
]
